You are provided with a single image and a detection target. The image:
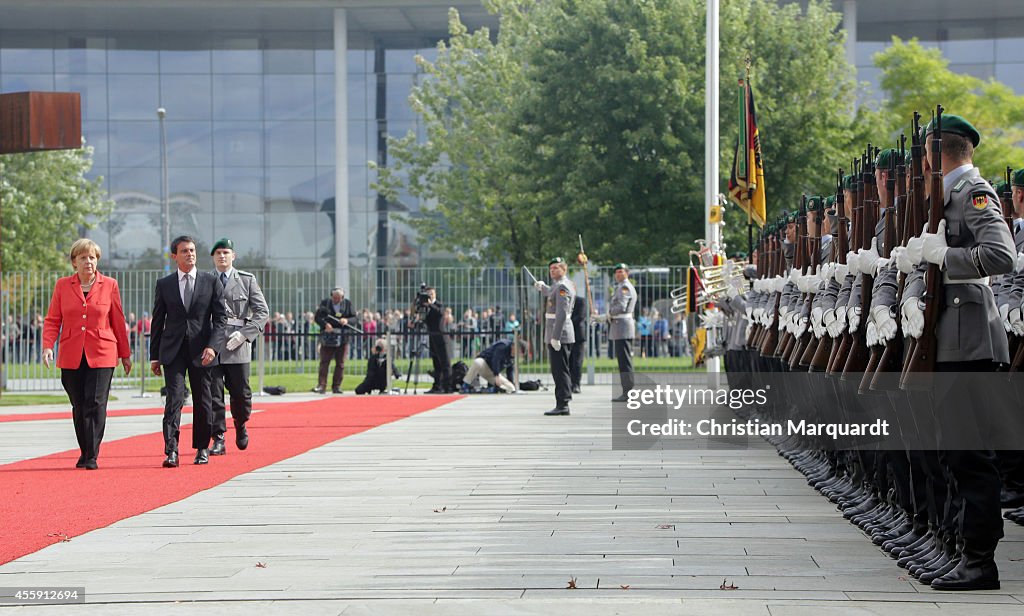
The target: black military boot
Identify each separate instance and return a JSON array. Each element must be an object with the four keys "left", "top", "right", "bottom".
[{"left": 930, "top": 546, "right": 1000, "bottom": 591}]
